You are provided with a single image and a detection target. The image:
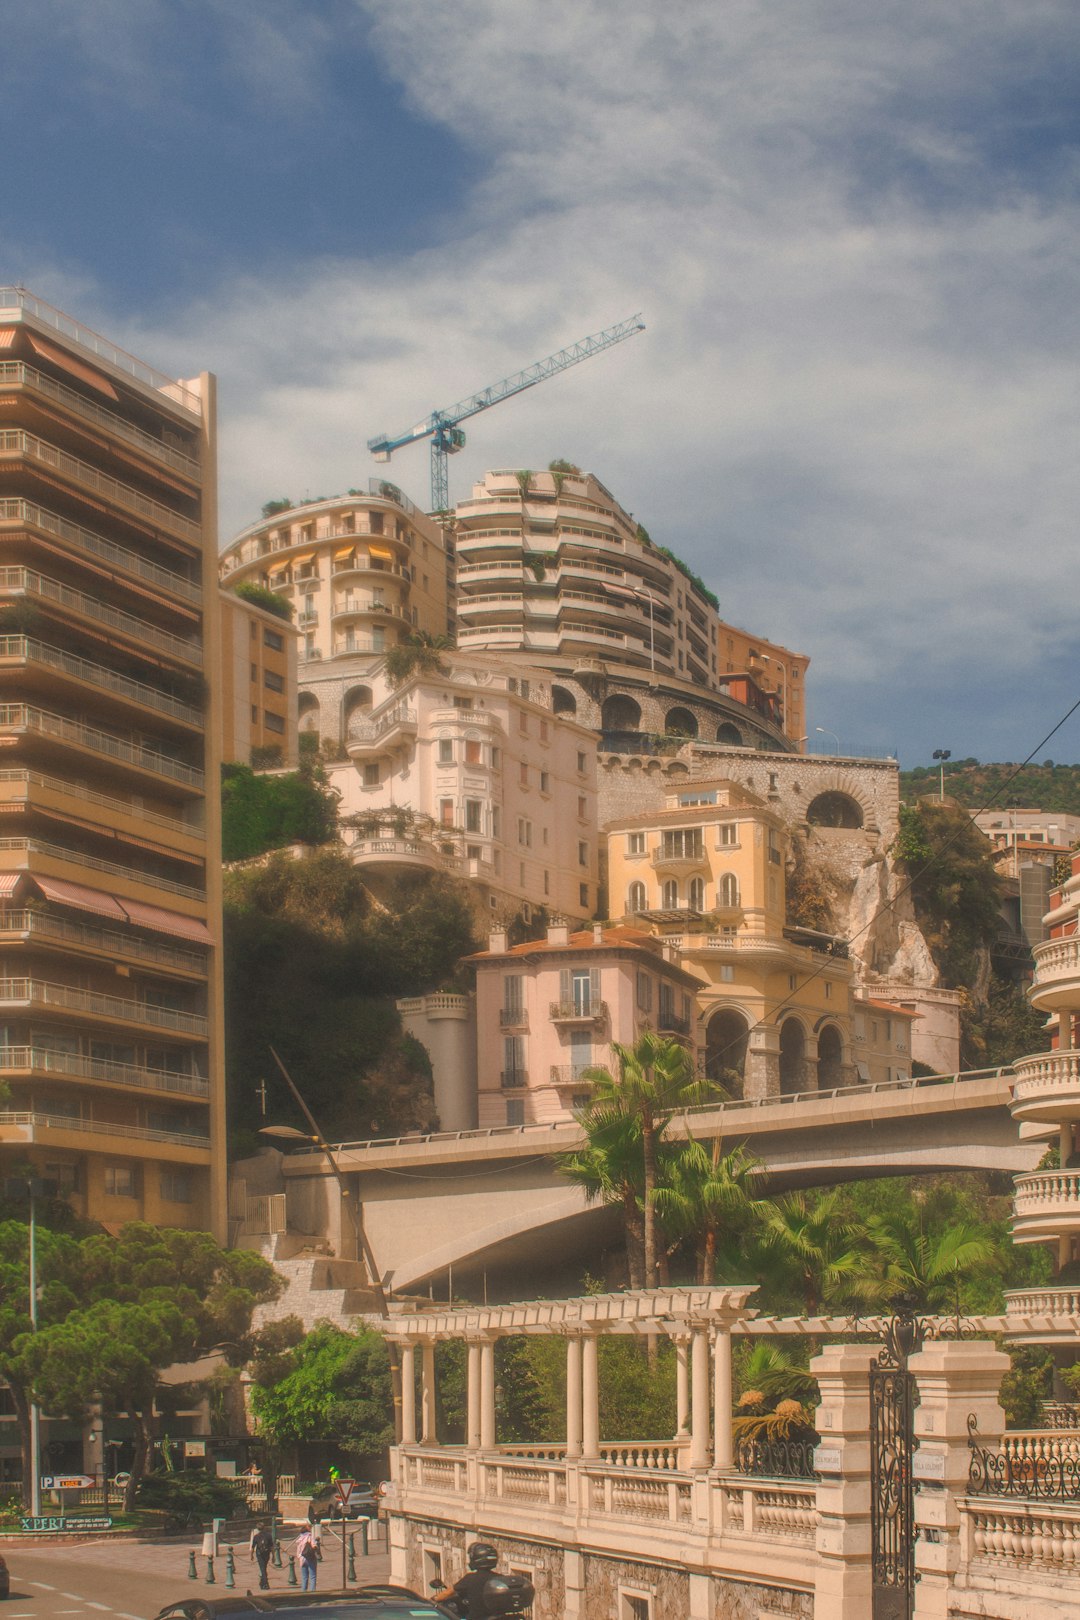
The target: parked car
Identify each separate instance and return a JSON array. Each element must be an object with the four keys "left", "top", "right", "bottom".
[
  {"left": 0, "top": 1551, "right": 9, "bottom": 1600},
  {"left": 155, "top": 1591, "right": 450, "bottom": 1620},
  {"left": 308, "top": 1482, "right": 384, "bottom": 1520}
]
